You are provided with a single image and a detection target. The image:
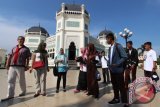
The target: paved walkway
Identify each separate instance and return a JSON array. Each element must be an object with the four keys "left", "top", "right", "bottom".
[{"left": 0, "top": 68, "right": 160, "bottom": 107}]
